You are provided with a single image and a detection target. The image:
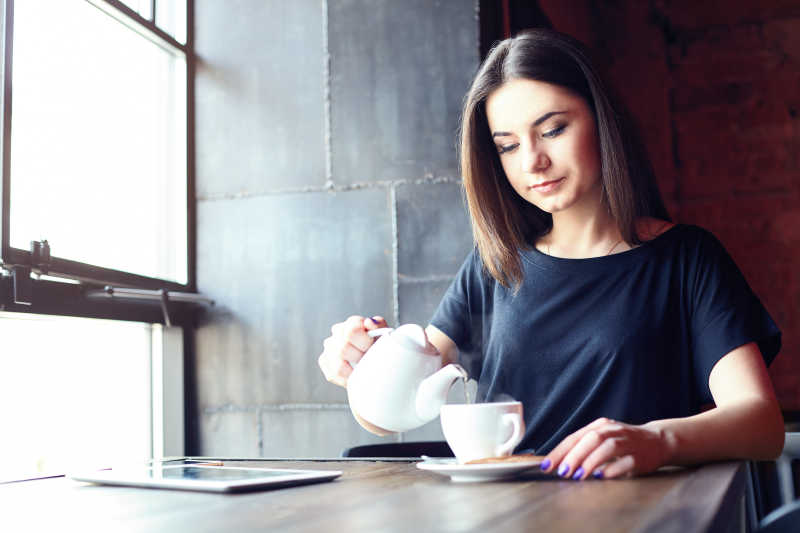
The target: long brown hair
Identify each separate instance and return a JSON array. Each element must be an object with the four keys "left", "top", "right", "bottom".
[{"left": 459, "top": 29, "right": 670, "bottom": 289}]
